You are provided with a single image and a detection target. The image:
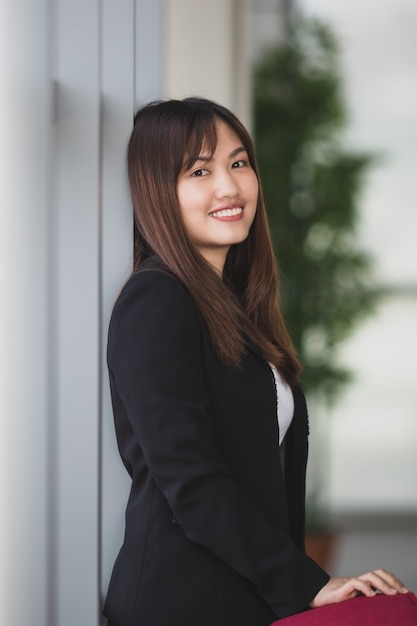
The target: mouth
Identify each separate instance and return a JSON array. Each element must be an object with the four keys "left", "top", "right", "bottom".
[{"left": 208, "top": 206, "right": 243, "bottom": 219}]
